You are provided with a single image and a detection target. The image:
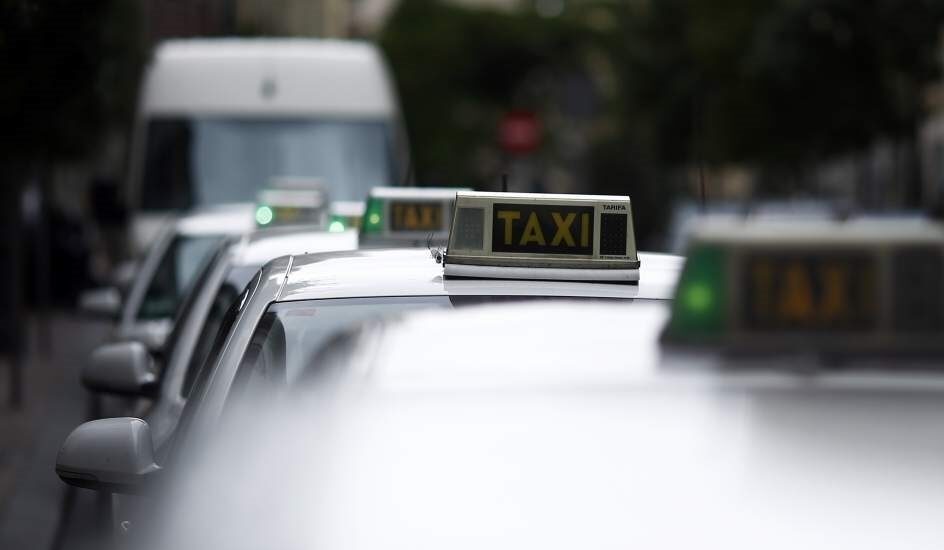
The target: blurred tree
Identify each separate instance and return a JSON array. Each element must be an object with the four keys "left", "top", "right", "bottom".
[
  {"left": 379, "top": 0, "right": 684, "bottom": 247},
  {"left": 0, "top": 0, "right": 144, "bottom": 361},
  {"left": 616, "top": 0, "right": 944, "bottom": 202},
  {"left": 381, "top": 0, "right": 944, "bottom": 245},
  {"left": 380, "top": 0, "right": 599, "bottom": 186},
  {"left": 0, "top": 0, "right": 144, "bottom": 170}
]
